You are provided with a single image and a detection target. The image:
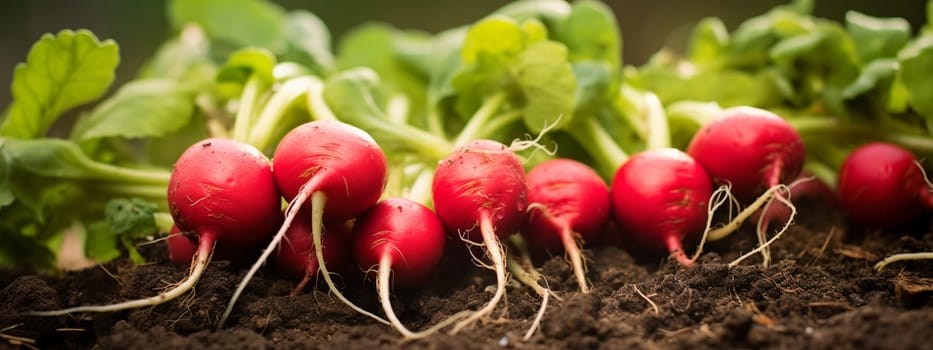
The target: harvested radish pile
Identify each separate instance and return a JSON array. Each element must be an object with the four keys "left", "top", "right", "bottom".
[{"left": 2, "top": 0, "right": 933, "bottom": 349}]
